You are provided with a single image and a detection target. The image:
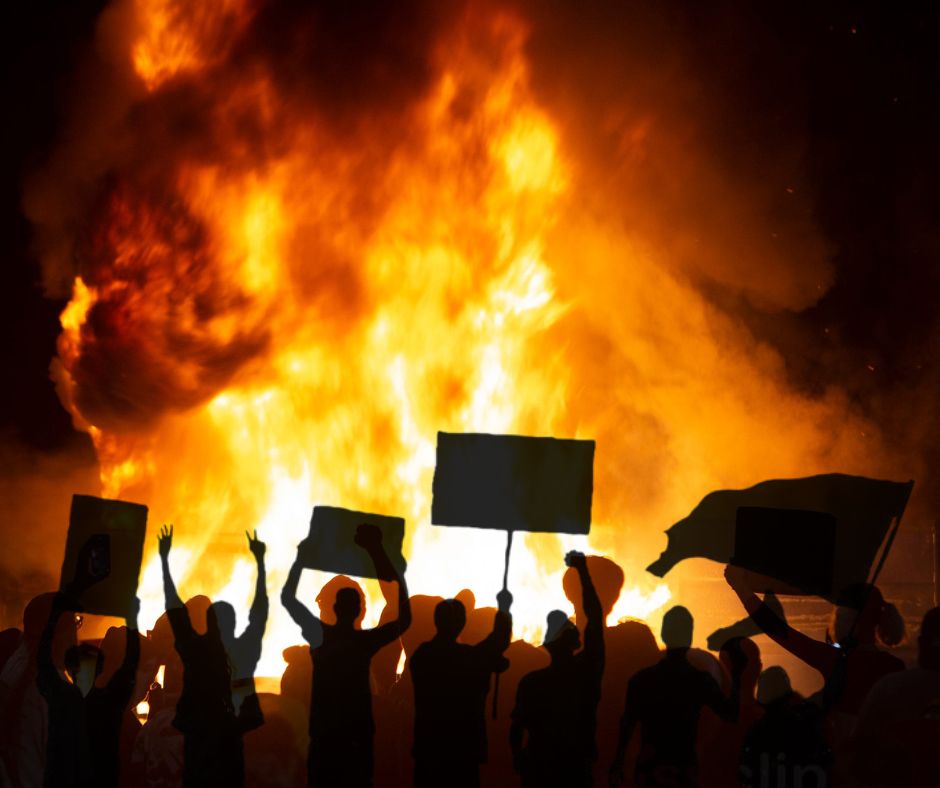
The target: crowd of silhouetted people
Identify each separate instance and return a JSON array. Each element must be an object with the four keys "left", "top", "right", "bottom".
[{"left": 1, "top": 524, "right": 939, "bottom": 787}]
